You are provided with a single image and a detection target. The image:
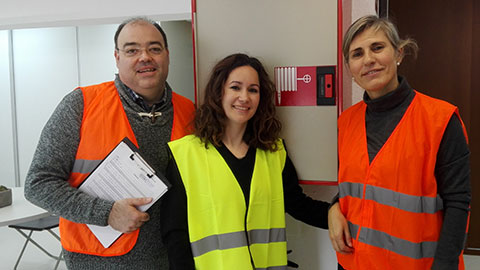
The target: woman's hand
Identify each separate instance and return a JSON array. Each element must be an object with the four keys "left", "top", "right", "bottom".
[{"left": 328, "top": 202, "right": 353, "bottom": 254}]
